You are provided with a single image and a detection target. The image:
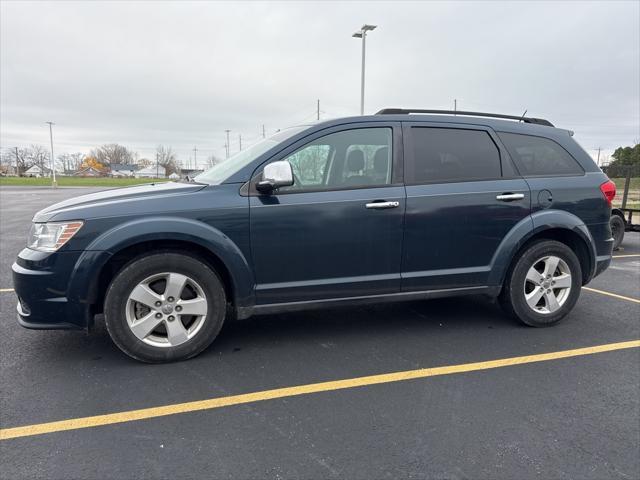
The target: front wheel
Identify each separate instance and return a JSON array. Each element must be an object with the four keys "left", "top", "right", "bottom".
[
  {"left": 499, "top": 240, "right": 582, "bottom": 327},
  {"left": 105, "top": 252, "right": 226, "bottom": 363}
]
